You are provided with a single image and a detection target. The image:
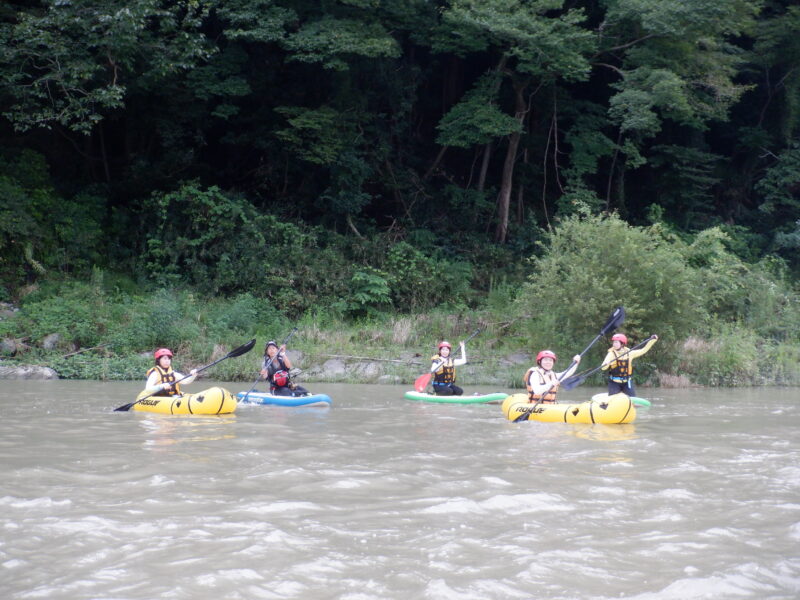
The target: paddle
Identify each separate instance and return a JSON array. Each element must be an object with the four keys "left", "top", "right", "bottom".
[
  {"left": 241, "top": 327, "right": 298, "bottom": 402},
  {"left": 414, "top": 328, "right": 482, "bottom": 393},
  {"left": 560, "top": 335, "right": 657, "bottom": 391},
  {"left": 114, "top": 338, "right": 256, "bottom": 412},
  {"left": 512, "top": 307, "right": 625, "bottom": 422}
]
